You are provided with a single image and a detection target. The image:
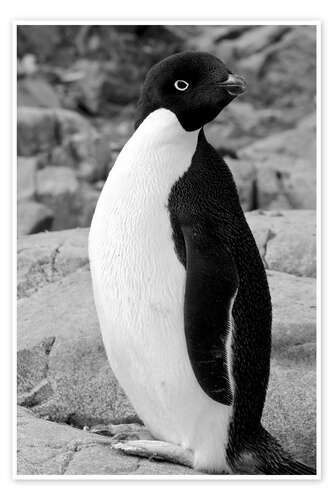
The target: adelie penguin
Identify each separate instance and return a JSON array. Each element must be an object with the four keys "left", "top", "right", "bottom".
[{"left": 89, "top": 51, "right": 315, "bottom": 475}]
